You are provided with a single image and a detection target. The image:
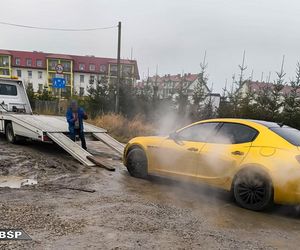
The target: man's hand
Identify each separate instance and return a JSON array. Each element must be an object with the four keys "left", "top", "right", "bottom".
[{"left": 72, "top": 113, "right": 78, "bottom": 122}]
